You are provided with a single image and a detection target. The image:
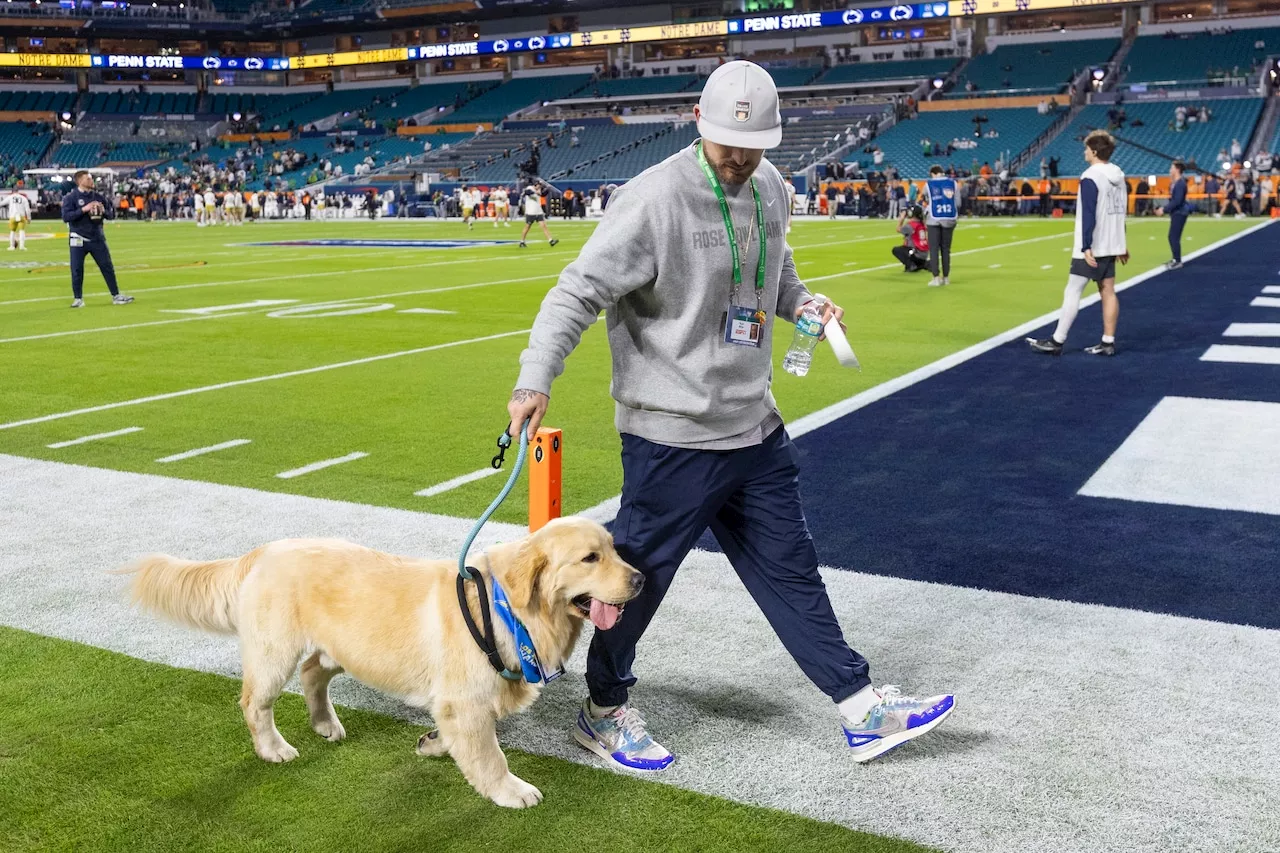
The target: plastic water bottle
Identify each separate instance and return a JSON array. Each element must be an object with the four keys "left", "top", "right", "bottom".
[{"left": 783, "top": 296, "right": 827, "bottom": 377}]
